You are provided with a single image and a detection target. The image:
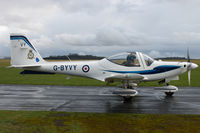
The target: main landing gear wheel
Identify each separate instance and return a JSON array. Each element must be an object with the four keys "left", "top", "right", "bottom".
[
  {"left": 165, "top": 92, "right": 174, "bottom": 96},
  {"left": 113, "top": 89, "right": 138, "bottom": 102},
  {"left": 123, "top": 96, "right": 133, "bottom": 102}
]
